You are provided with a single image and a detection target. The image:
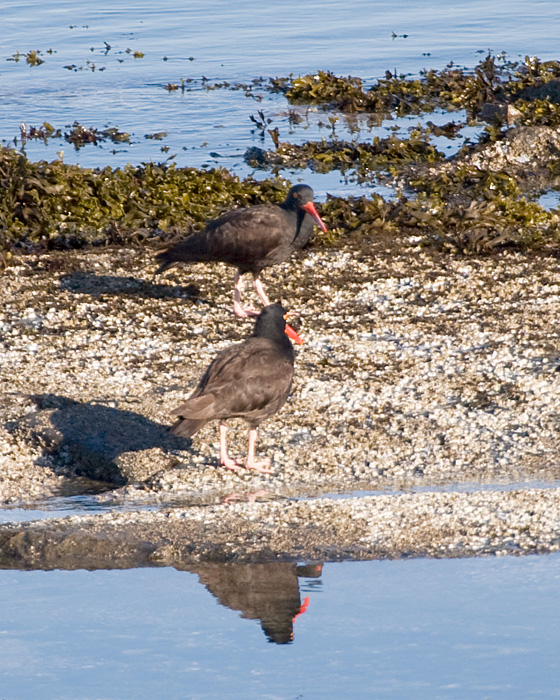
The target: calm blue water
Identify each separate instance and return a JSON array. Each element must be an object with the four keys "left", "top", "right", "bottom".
[
  {"left": 1, "top": 555, "right": 560, "bottom": 699},
  {"left": 3, "top": 0, "right": 560, "bottom": 196}
]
